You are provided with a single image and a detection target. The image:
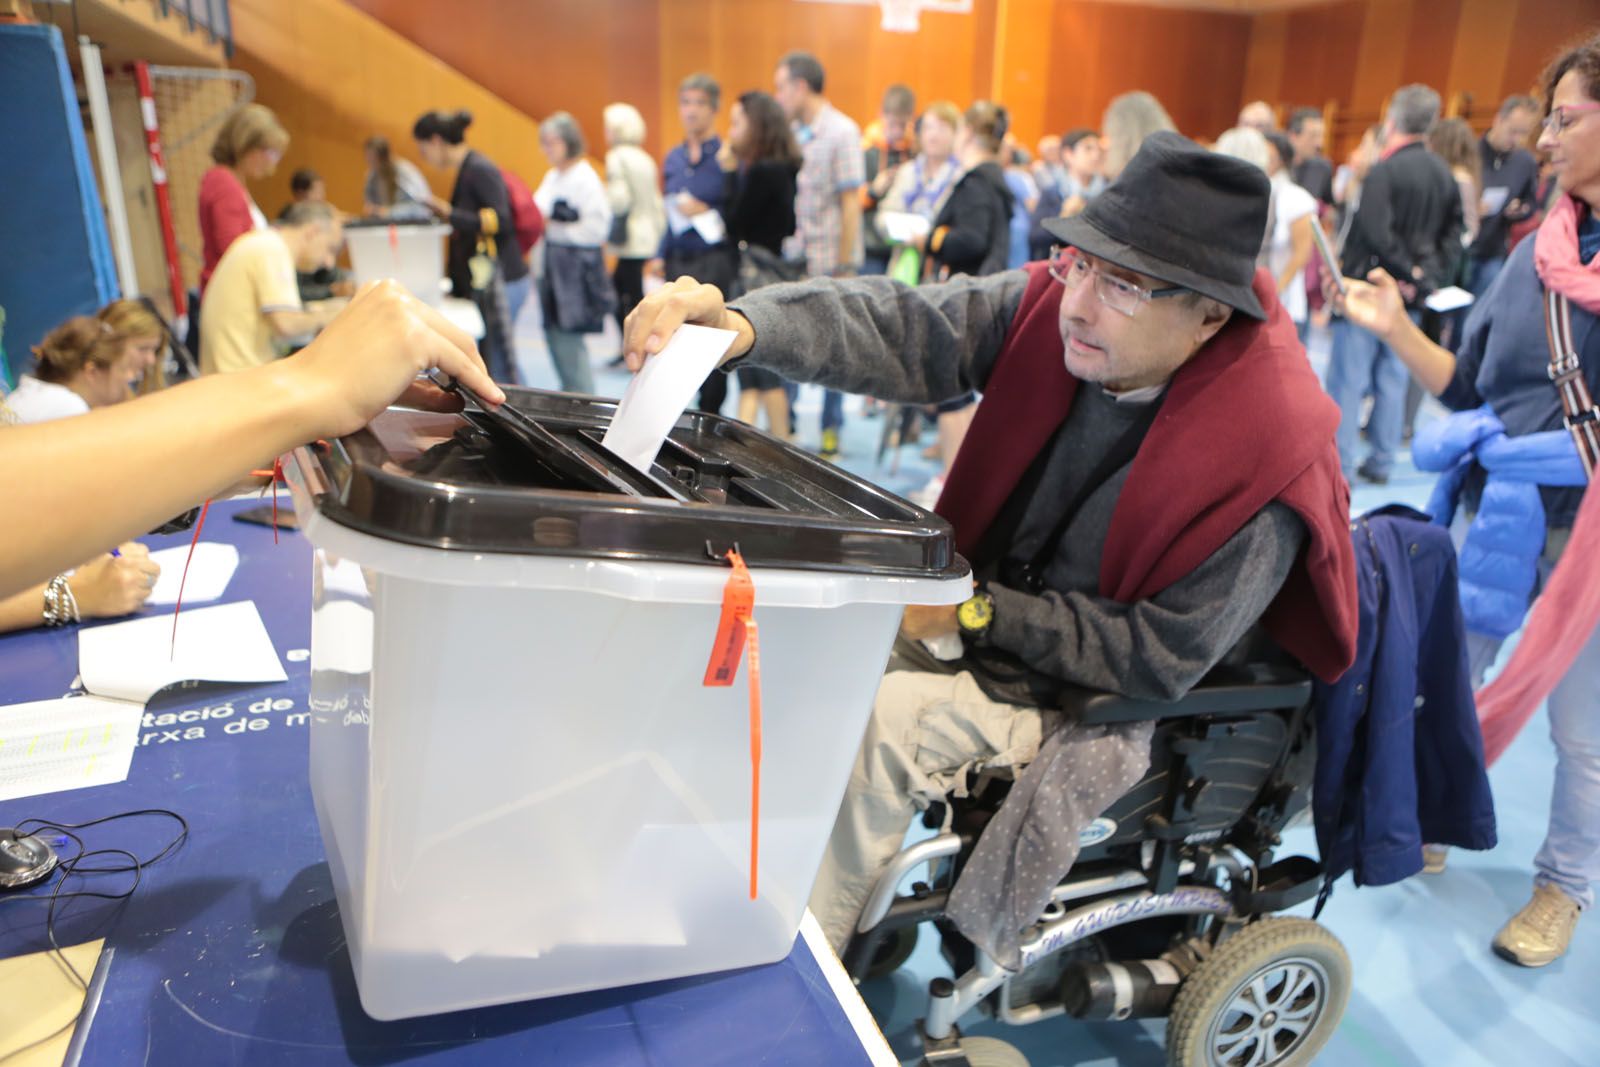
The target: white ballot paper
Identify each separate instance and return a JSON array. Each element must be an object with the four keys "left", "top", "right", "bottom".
[
  {"left": 146, "top": 542, "right": 240, "bottom": 605},
  {"left": 0, "top": 696, "right": 146, "bottom": 802},
  {"left": 602, "top": 324, "right": 738, "bottom": 475},
  {"left": 78, "top": 600, "right": 287, "bottom": 704},
  {"left": 1480, "top": 186, "right": 1511, "bottom": 216},
  {"left": 1424, "top": 286, "right": 1475, "bottom": 313},
  {"left": 878, "top": 211, "right": 933, "bottom": 245}
]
